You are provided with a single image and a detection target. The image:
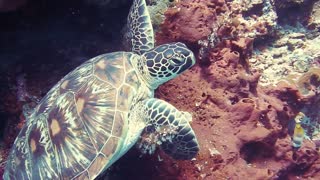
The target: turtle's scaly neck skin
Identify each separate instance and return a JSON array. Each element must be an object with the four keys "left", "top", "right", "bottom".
[{"left": 130, "top": 52, "right": 155, "bottom": 90}]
